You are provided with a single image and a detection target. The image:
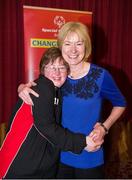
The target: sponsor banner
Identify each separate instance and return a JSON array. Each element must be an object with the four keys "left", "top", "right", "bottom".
[{"left": 23, "top": 6, "right": 92, "bottom": 81}]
